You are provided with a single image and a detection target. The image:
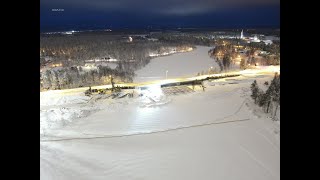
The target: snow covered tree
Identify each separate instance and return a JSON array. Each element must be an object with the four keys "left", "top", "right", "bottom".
[
  {"left": 258, "top": 73, "right": 280, "bottom": 115},
  {"left": 264, "top": 84, "right": 274, "bottom": 113},
  {"left": 271, "top": 73, "right": 280, "bottom": 118},
  {"left": 251, "top": 80, "right": 260, "bottom": 104},
  {"left": 240, "top": 59, "right": 246, "bottom": 69},
  {"left": 251, "top": 57, "right": 256, "bottom": 65},
  {"left": 257, "top": 91, "right": 268, "bottom": 107},
  {"left": 215, "top": 58, "right": 224, "bottom": 72},
  {"left": 65, "top": 72, "right": 72, "bottom": 88},
  {"left": 51, "top": 70, "right": 60, "bottom": 89},
  {"left": 42, "top": 70, "right": 52, "bottom": 89},
  {"left": 90, "top": 70, "right": 97, "bottom": 83},
  {"left": 222, "top": 54, "right": 231, "bottom": 70}
]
